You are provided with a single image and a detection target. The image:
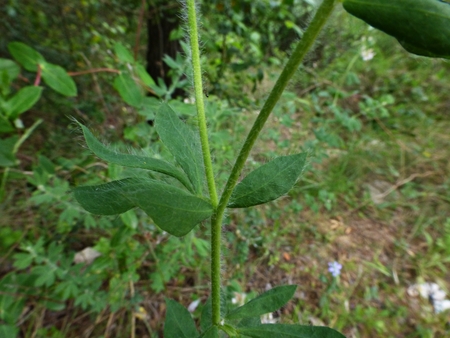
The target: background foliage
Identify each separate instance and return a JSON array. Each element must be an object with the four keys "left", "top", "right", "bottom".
[{"left": 1, "top": 0, "right": 450, "bottom": 337}]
